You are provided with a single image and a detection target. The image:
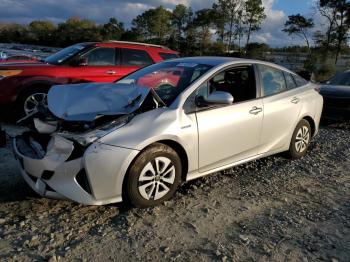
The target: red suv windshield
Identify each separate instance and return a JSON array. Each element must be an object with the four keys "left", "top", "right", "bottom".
[
  {"left": 44, "top": 43, "right": 91, "bottom": 65},
  {"left": 117, "top": 61, "right": 213, "bottom": 105}
]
